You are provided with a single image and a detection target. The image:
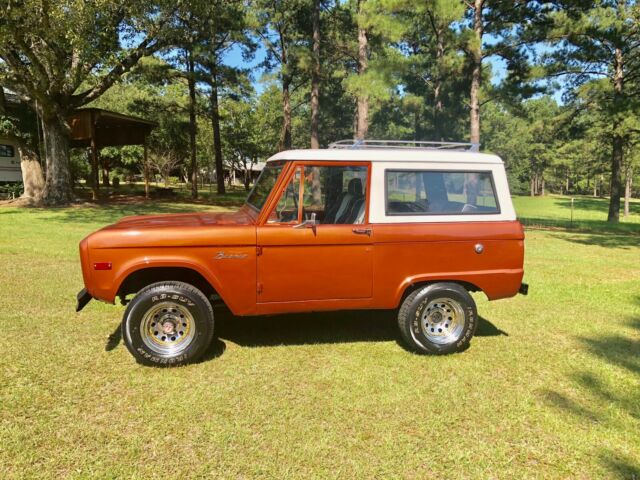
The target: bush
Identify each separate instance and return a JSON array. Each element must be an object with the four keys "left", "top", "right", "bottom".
[
  {"left": 112, "top": 176, "right": 120, "bottom": 188},
  {"left": 0, "top": 182, "right": 24, "bottom": 199}
]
